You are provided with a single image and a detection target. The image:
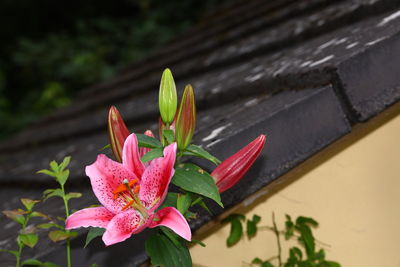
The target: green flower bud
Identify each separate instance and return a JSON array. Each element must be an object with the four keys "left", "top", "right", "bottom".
[{"left": 159, "top": 68, "right": 177, "bottom": 124}]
